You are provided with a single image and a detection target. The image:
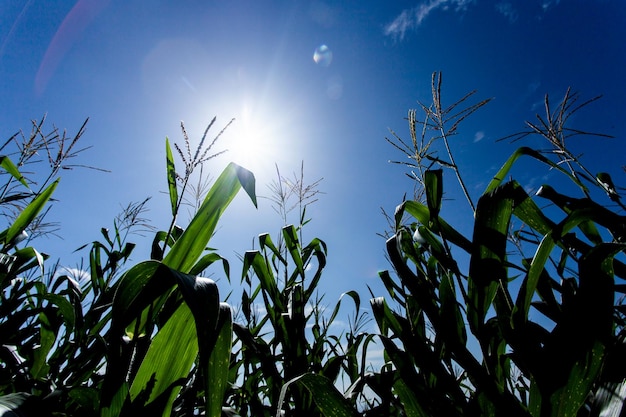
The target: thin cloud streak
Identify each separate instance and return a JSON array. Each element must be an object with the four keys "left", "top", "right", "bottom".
[
  {"left": 386, "top": 0, "right": 561, "bottom": 40},
  {"left": 496, "top": 2, "right": 518, "bottom": 23},
  {"left": 384, "top": 0, "right": 474, "bottom": 40}
]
